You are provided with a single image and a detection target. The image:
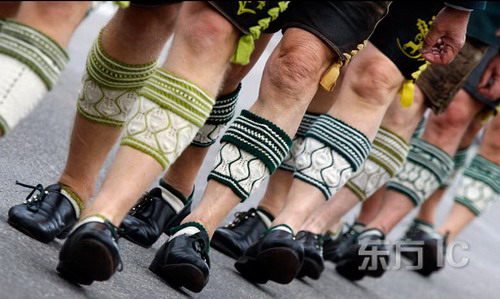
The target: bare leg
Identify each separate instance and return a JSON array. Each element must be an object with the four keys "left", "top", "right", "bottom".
[
  {"left": 416, "top": 117, "right": 483, "bottom": 225},
  {"left": 59, "top": 5, "right": 180, "bottom": 204},
  {"left": 82, "top": 2, "right": 239, "bottom": 225},
  {"left": 303, "top": 84, "right": 427, "bottom": 234},
  {"left": 257, "top": 86, "right": 343, "bottom": 217},
  {"left": 162, "top": 34, "right": 273, "bottom": 198},
  {"left": 183, "top": 28, "right": 336, "bottom": 237},
  {"left": 438, "top": 115, "right": 500, "bottom": 241},
  {"left": 368, "top": 90, "right": 485, "bottom": 234},
  {"left": 274, "top": 43, "right": 405, "bottom": 233},
  {"left": 15, "top": 1, "right": 90, "bottom": 48}
]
